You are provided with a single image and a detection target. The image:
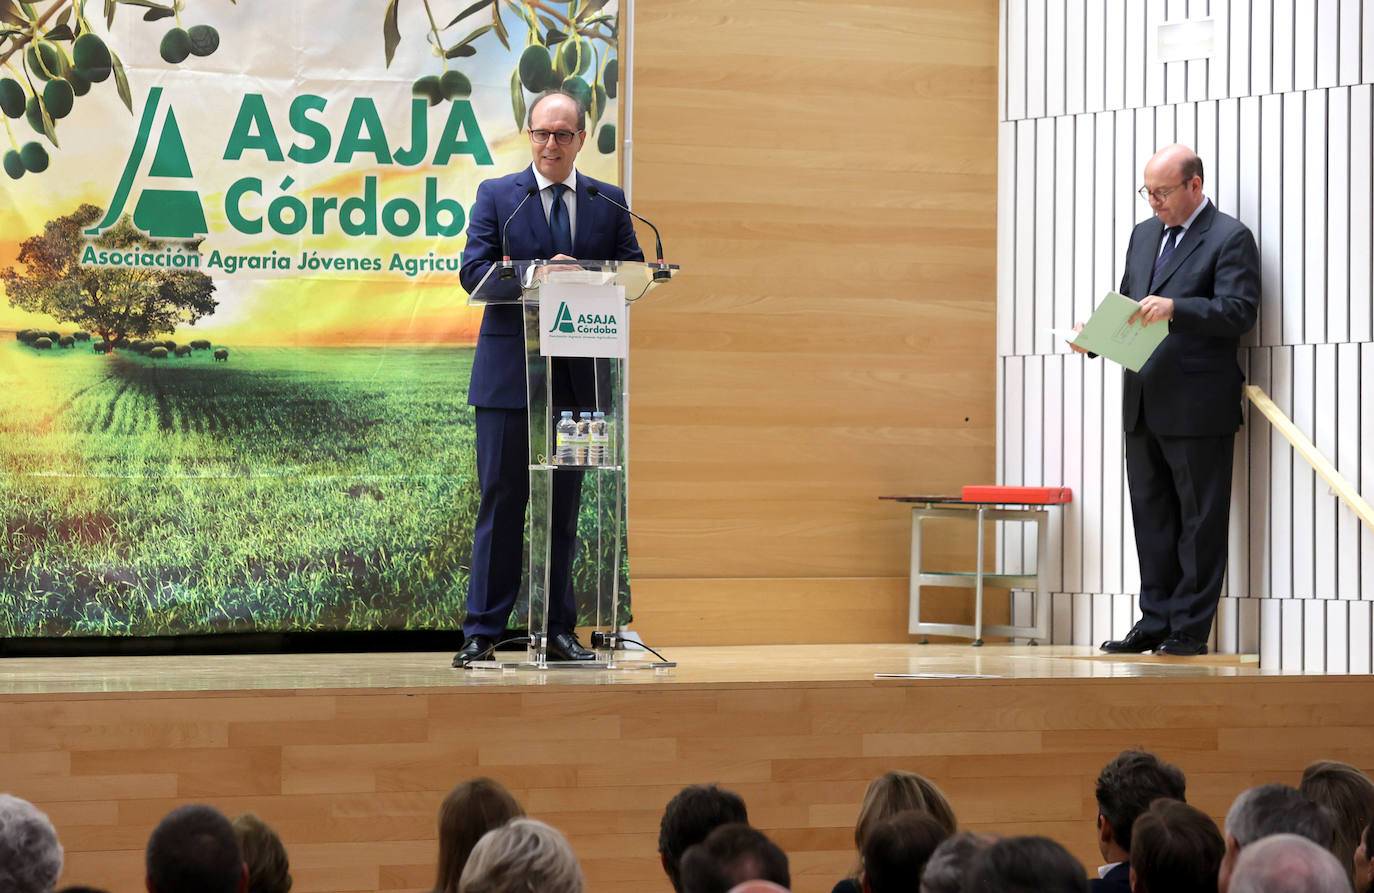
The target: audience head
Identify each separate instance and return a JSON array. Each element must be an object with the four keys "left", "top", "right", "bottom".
[
  {"left": 457, "top": 818, "right": 581, "bottom": 893},
  {"left": 851, "top": 771, "right": 957, "bottom": 877},
  {"left": 1228, "top": 833, "right": 1350, "bottom": 893},
  {"left": 1094, "top": 750, "right": 1187, "bottom": 860},
  {"left": 678, "top": 823, "right": 789, "bottom": 893},
  {"left": 1220, "top": 784, "right": 1334, "bottom": 893},
  {"left": 0, "top": 794, "right": 63, "bottom": 893},
  {"left": 1355, "top": 820, "right": 1374, "bottom": 893},
  {"left": 230, "top": 814, "right": 291, "bottom": 893},
  {"left": 919, "top": 831, "right": 996, "bottom": 893},
  {"left": 1299, "top": 760, "right": 1374, "bottom": 886},
  {"left": 965, "top": 835, "right": 1088, "bottom": 893},
  {"left": 725, "top": 884, "right": 789, "bottom": 893},
  {"left": 1128, "top": 798, "right": 1224, "bottom": 893},
  {"left": 434, "top": 778, "right": 525, "bottom": 893},
  {"left": 855, "top": 772, "right": 958, "bottom": 845},
  {"left": 861, "top": 810, "right": 950, "bottom": 893},
  {"left": 659, "top": 785, "right": 749, "bottom": 893},
  {"left": 145, "top": 804, "right": 247, "bottom": 893}
]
